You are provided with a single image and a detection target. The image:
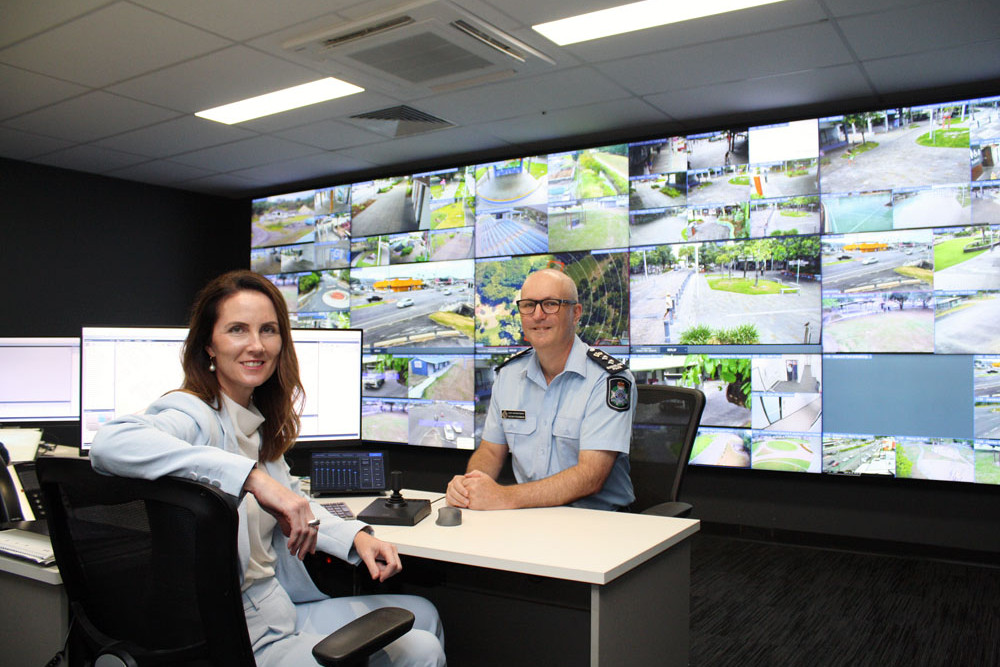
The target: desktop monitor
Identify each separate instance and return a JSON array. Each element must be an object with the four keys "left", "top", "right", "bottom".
[
  {"left": 0, "top": 337, "right": 81, "bottom": 423},
  {"left": 80, "top": 327, "right": 187, "bottom": 449},
  {"left": 80, "top": 327, "right": 363, "bottom": 450}
]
